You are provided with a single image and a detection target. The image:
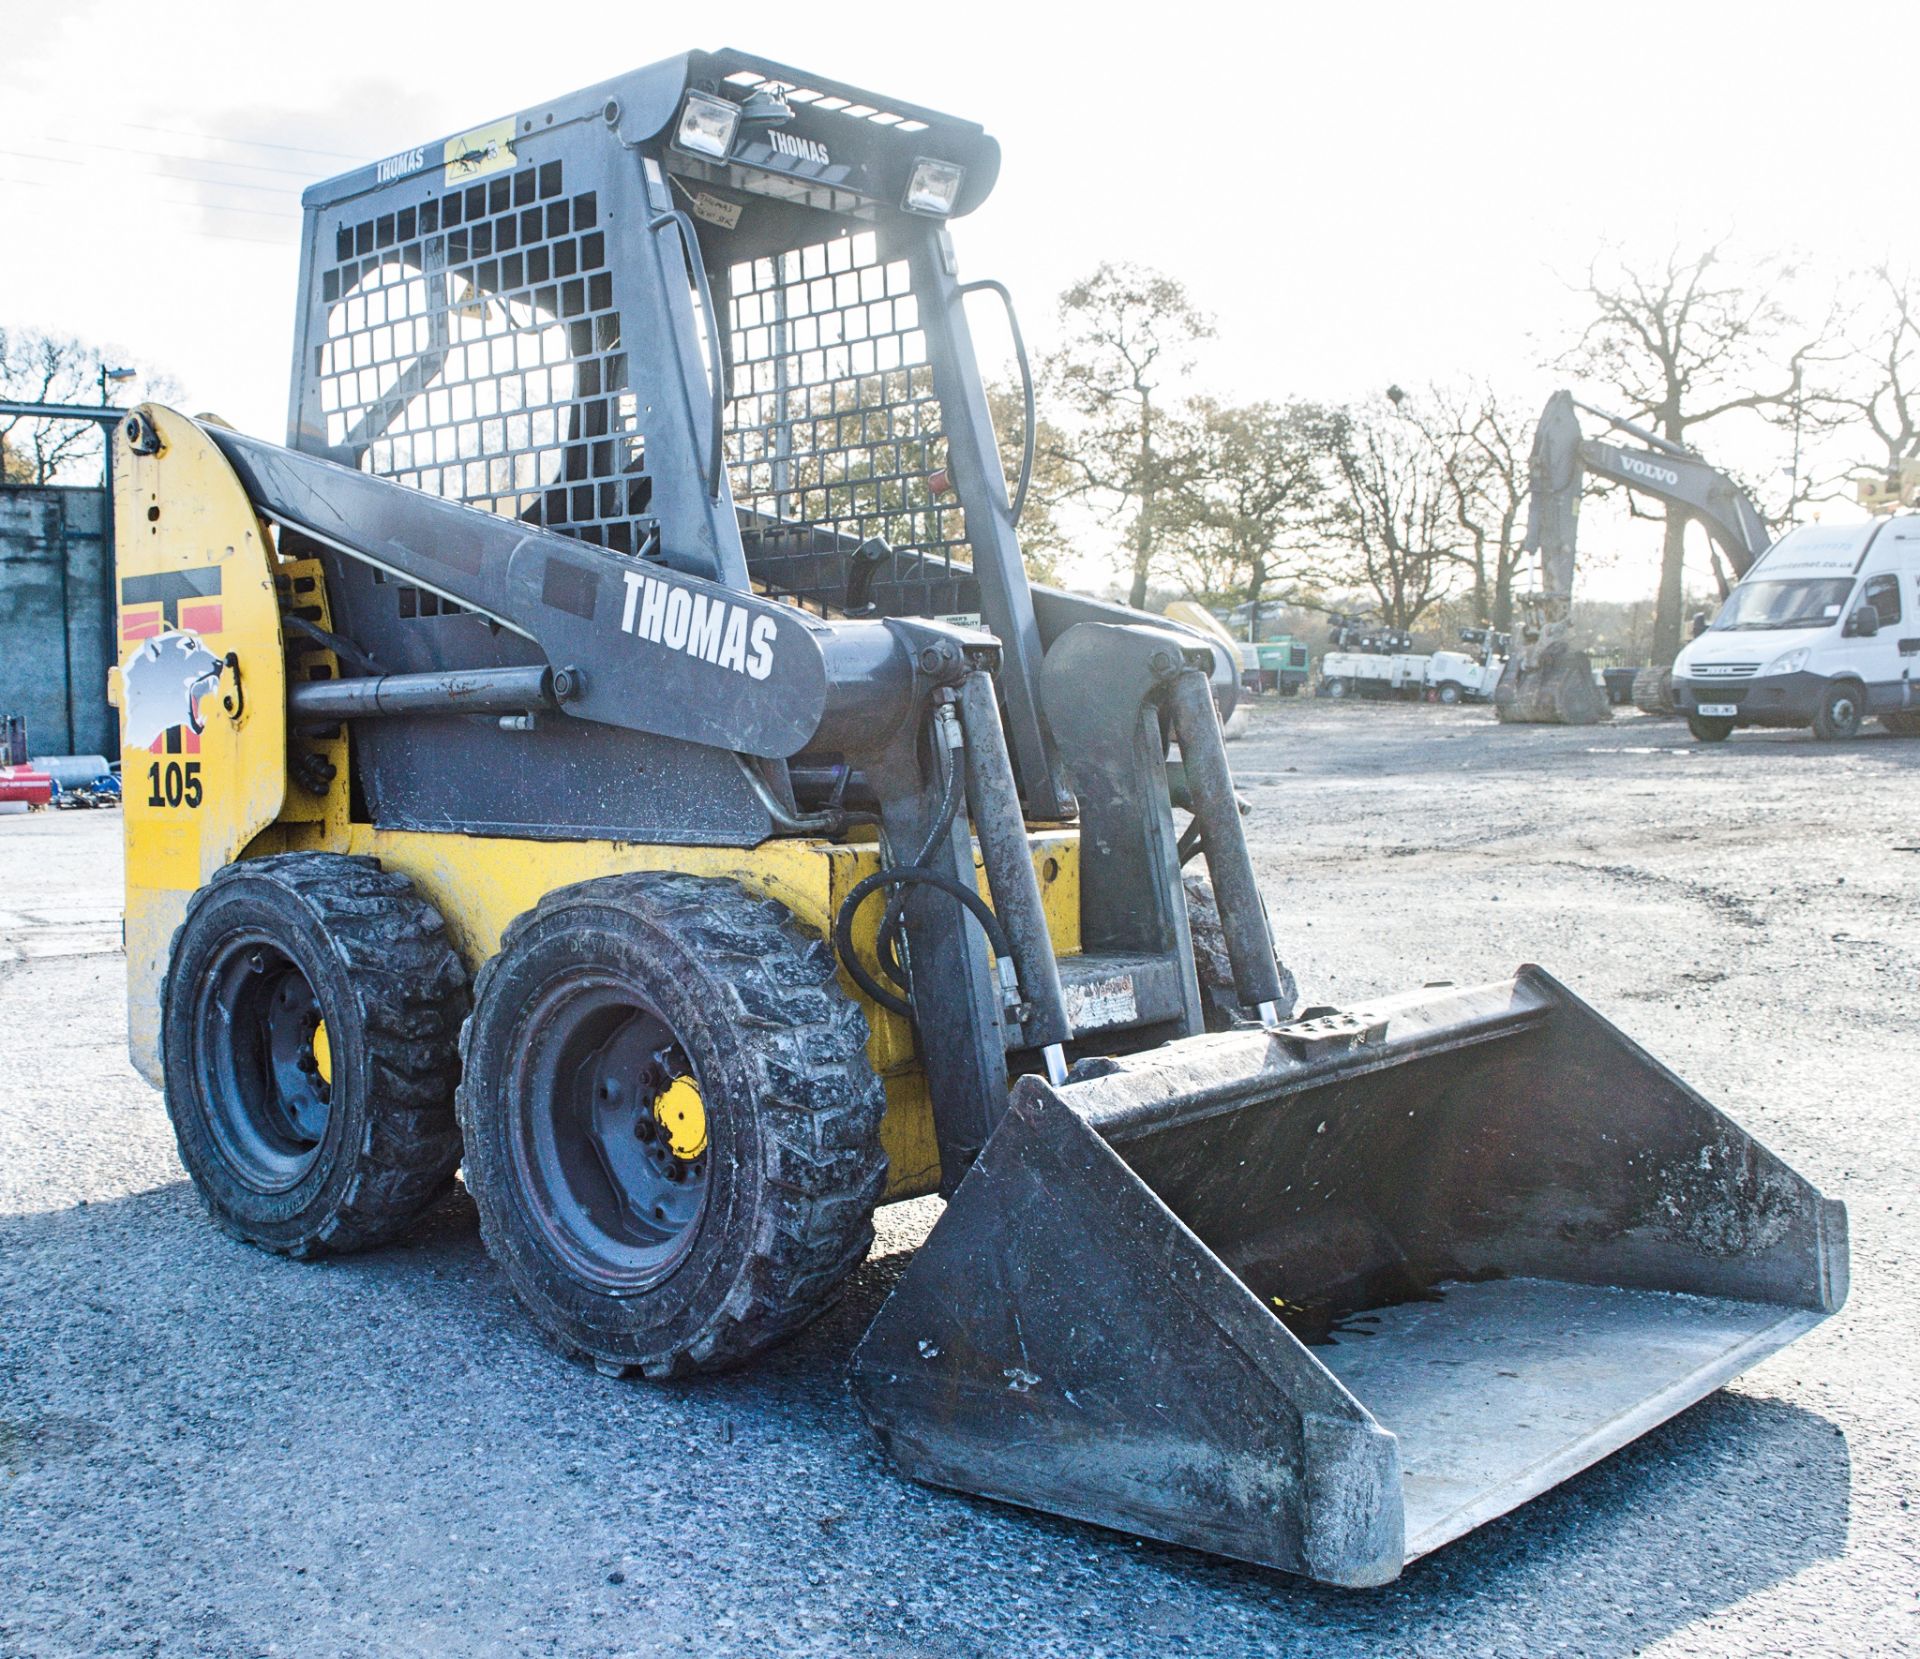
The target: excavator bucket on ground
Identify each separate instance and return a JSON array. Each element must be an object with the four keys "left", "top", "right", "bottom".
[
  {"left": 854, "top": 969, "right": 1846, "bottom": 1586},
  {"left": 1494, "top": 645, "right": 1612, "bottom": 724}
]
